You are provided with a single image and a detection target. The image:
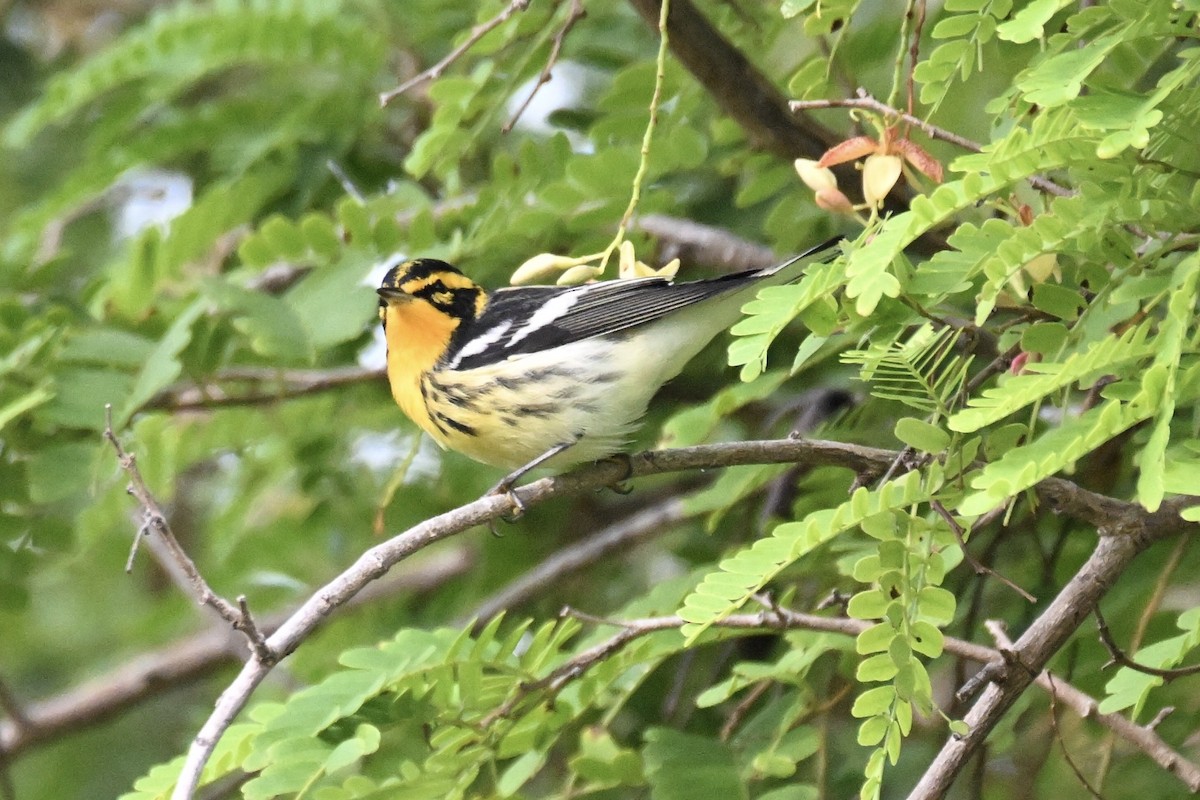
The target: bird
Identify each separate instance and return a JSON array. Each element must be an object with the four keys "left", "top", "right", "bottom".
[{"left": 376, "top": 239, "right": 840, "bottom": 496}]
